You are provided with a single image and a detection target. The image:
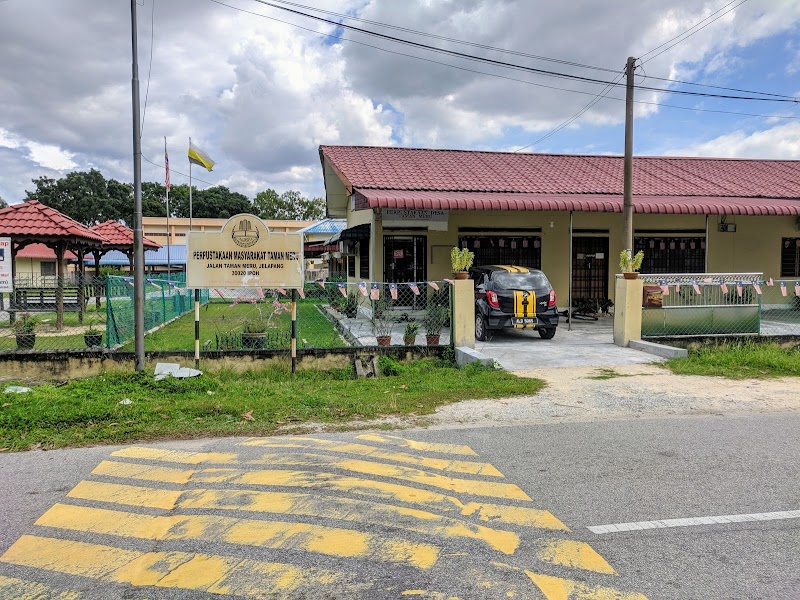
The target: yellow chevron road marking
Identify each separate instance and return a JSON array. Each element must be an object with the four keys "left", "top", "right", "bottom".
[
  {"left": 250, "top": 452, "right": 531, "bottom": 500},
  {"left": 90, "top": 462, "right": 566, "bottom": 530},
  {"left": 526, "top": 572, "right": 648, "bottom": 600},
  {"left": 240, "top": 437, "right": 503, "bottom": 476},
  {"left": 1, "top": 535, "right": 360, "bottom": 597},
  {"left": 69, "top": 479, "right": 183, "bottom": 509},
  {"left": 36, "top": 503, "right": 439, "bottom": 569},
  {"left": 355, "top": 434, "right": 478, "bottom": 456},
  {"left": 104, "top": 447, "right": 530, "bottom": 500},
  {"left": 92, "top": 459, "right": 195, "bottom": 484},
  {"left": 535, "top": 540, "right": 616, "bottom": 575},
  {"left": 112, "top": 447, "right": 237, "bottom": 464},
  {"left": 0, "top": 575, "right": 82, "bottom": 600}
]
